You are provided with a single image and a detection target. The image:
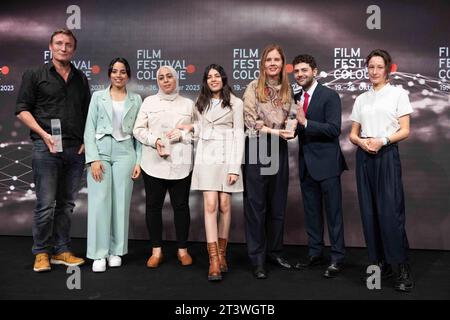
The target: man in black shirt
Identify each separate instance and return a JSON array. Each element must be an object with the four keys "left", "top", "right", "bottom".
[{"left": 16, "top": 28, "right": 90, "bottom": 272}]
